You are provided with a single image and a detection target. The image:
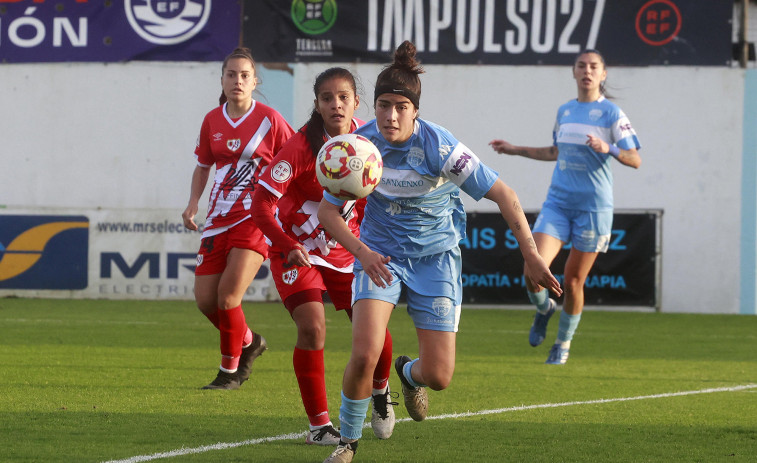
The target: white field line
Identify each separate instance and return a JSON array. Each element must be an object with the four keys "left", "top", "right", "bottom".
[{"left": 101, "top": 383, "right": 757, "bottom": 463}]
